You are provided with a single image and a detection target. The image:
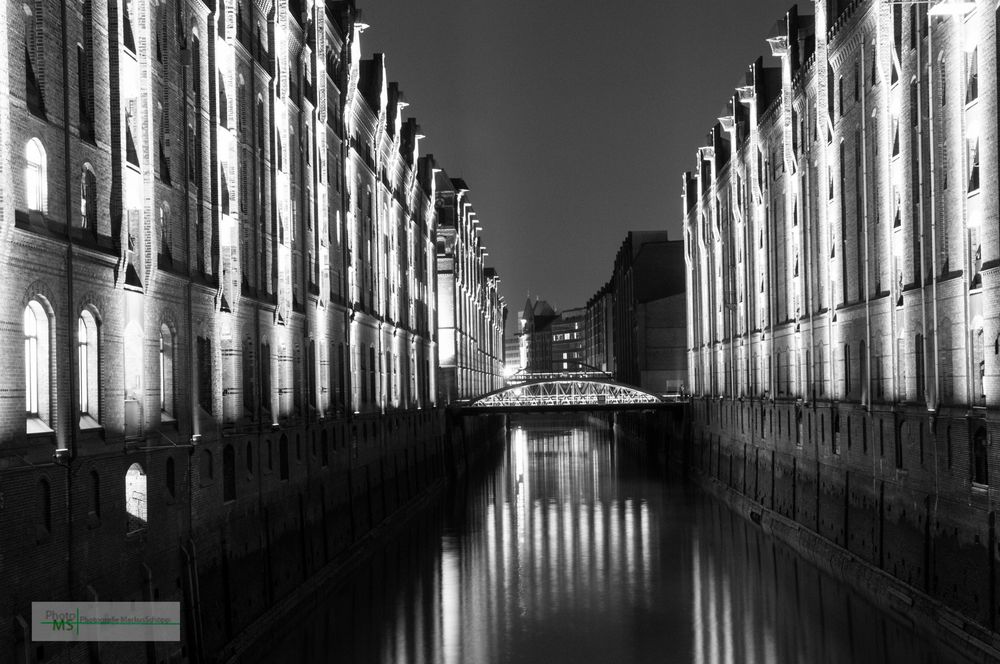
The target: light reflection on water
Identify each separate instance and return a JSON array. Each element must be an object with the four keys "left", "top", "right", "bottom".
[{"left": 257, "top": 416, "right": 968, "bottom": 663}]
